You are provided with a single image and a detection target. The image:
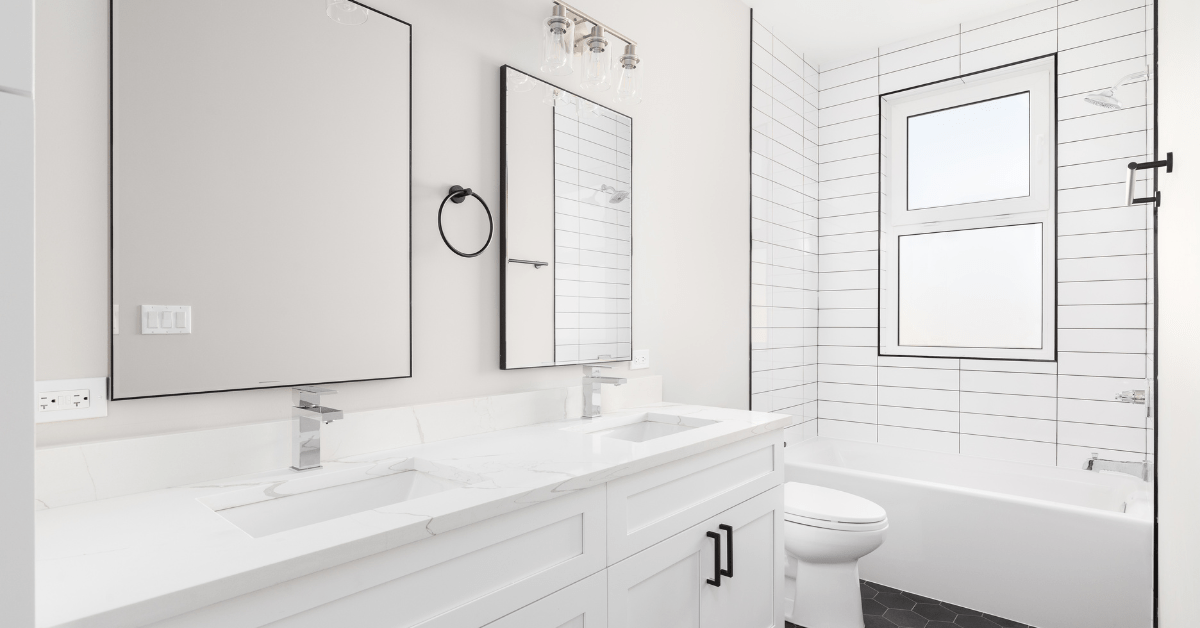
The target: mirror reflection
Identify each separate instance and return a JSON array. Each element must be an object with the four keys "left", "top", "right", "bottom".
[{"left": 502, "top": 67, "right": 632, "bottom": 369}]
